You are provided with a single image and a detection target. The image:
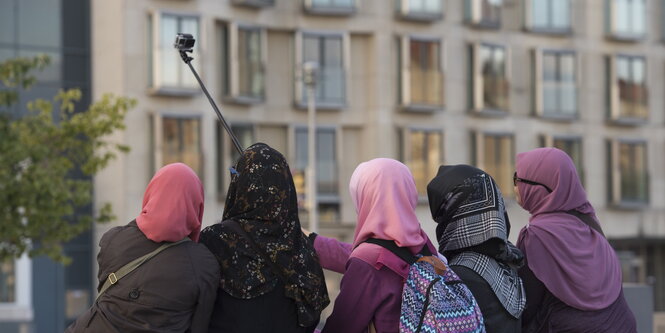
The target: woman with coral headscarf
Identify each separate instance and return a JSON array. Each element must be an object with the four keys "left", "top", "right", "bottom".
[
  {"left": 514, "top": 148, "right": 636, "bottom": 332},
  {"left": 305, "top": 158, "right": 439, "bottom": 333},
  {"left": 66, "top": 163, "right": 220, "bottom": 333}
]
